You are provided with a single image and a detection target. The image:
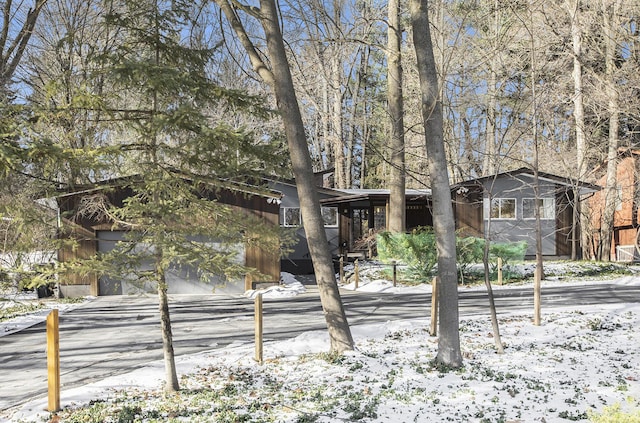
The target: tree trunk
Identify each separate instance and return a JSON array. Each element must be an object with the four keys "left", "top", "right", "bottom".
[
  {"left": 483, "top": 0, "right": 499, "bottom": 176},
  {"left": 387, "top": 0, "right": 405, "bottom": 233},
  {"left": 217, "top": 0, "right": 354, "bottom": 352},
  {"left": 409, "top": 0, "right": 462, "bottom": 368},
  {"left": 566, "top": 0, "right": 587, "bottom": 260},
  {"left": 482, "top": 212, "right": 504, "bottom": 353},
  {"left": 599, "top": 0, "right": 622, "bottom": 261},
  {"left": 157, "top": 255, "right": 179, "bottom": 392},
  {"left": 331, "top": 54, "right": 346, "bottom": 188}
]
